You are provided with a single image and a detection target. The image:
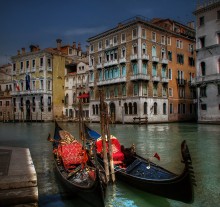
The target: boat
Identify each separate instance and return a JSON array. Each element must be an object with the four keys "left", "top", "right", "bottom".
[
  {"left": 84, "top": 124, "right": 196, "bottom": 203},
  {"left": 48, "top": 121, "right": 107, "bottom": 207}
]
